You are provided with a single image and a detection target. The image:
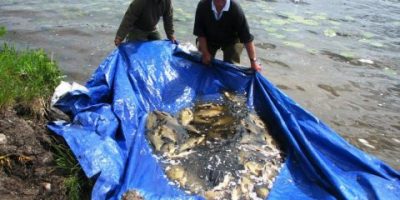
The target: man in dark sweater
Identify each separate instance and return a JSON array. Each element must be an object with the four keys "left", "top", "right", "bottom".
[
  {"left": 114, "top": 0, "right": 176, "bottom": 46},
  {"left": 194, "top": 0, "right": 261, "bottom": 71}
]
